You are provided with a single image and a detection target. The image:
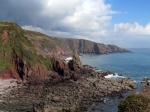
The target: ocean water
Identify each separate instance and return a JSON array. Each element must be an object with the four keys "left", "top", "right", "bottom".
[{"left": 80, "top": 48, "right": 150, "bottom": 112}]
